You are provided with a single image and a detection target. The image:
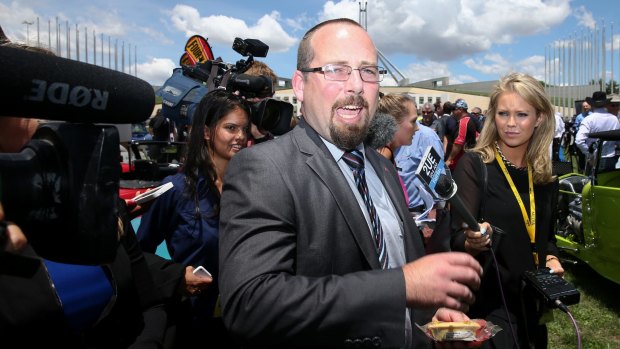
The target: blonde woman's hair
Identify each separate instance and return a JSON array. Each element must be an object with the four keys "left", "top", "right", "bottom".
[
  {"left": 377, "top": 93, "right": 417, "bottom": 124},
  {"left": 473, "top": 72, "right": 555, "bottom": 184}
]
